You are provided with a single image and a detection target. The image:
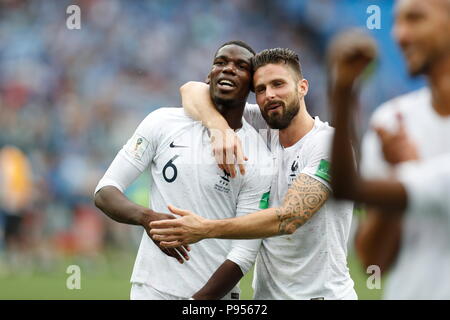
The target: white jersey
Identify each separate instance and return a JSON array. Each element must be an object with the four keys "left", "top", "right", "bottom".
[
  {"left": 397, "top": 155, "right": 450, "bottom": 221},
  {"left": 361, "top": 87, "right": 450, "bottom": 299},
  {"left": 243, "top": 104, "right": 356, "bottom": 300},
  {"left": 95, "top": 107, "right": 273, "bottom": 298}
]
